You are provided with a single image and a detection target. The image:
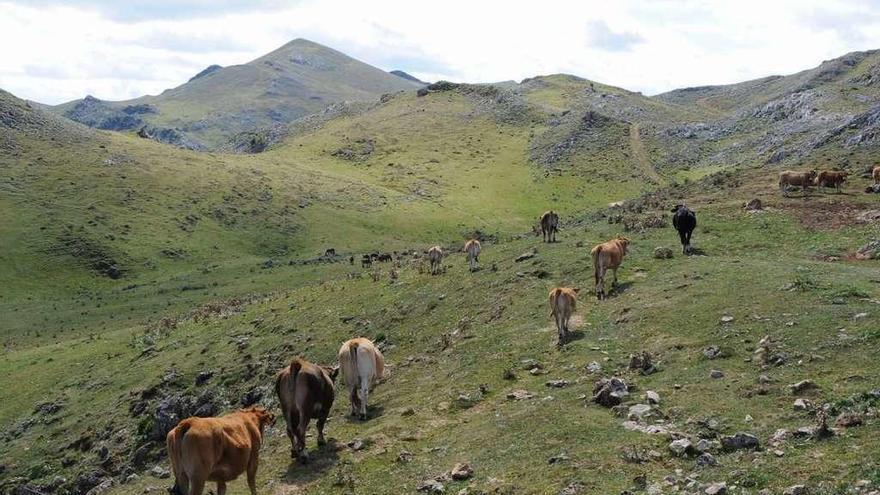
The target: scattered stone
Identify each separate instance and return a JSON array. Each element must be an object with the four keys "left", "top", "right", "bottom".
[
  {"left": 653, "top": 247, "right": 673, "bottom": 259},
  {"left": 744, "top": 199, "right": 763, "bottom": 211},
  {"left": 347, "top": 438, "right": 365, "bottom": 451},
  {"left": 529, "top": 367, "right": 547, "bottom": 376},
  {"left": 628, "top": 404, "right": 653, "bottom": 421},
  {"left": 705, "top": 482, "right": 728, "bottom": 495},
  {"left": 629, "top": 351, "right": 658, "bottom": 375},
  {"left": 148, "top": 466, "right": 170, "bottom": 479},
  {"left": 547, "top": 453, "right": 570, "bottom": 464},
  {"left": 546, "top": 379, "right": 569, "bottom": 388},
  {"left": 720, "top": 315, "right": 734, "bottom": 323},
  {"left": 695, "top": 439, "right": 715, "bottom": 452},
  {"left": 401, "top": 407, "right": 416, "bottom": 417},
  {"left": 418, "top": 479, "right": 445, "bottom": 493},
  {"left": 450, "top": 463, "right": 473, "bottom": 481},
  {"left": 855, "top": 239, "right": 880, "bottom": 260},
  {"left": 835, "top": 412, "right": 863, "bottom": 428},
  {"left": 194, "top": 371, "right": 214, "bottom": 386},
  {"left": 793, "top": 398, "right": 812, "bottom": 411},
  {"left": 696, "top": 452, "right": 716, "bottom": 467},
  {"left": 669, "top": 438, "right": 695, "bottom": 457},
  {"left": 559, "top": 482, "right": 586, "bottom": 495},
  {"left": 769, "top": 429, "right": 790, "bottom": 446},
  {"left": 790, "top": 380, "right": 818, "bottom": 394},
  {"left": 506, "top": 389, "right": 534, "bottom": 401},
  {"left": 85, "top": 479, "right": 113, "bottom": 495},
  {"left": 592, "top": 377, "right": 629, "bottom": 407},
  {"left": 396, "top": 451, "right": 414, "bottom": 463},
  {"left": 721, "top": 432, "right": 759, "bottom": 451},
  {"left": 703, "top": 346, "right": 723, "bottom": 359},
  {"left": 773, "top": 449, "right": 785, "bottom": 457},
  {"left": 645, "top": 390, "right": 661, "bottom": 405},
  {"left": 515, "top": 250, "right": 537, "bottom": 262},
  {"left": 521, "top": 359, "right": 543, "bottom": 371},
  {"left": 783, "top": 485, "right": 808, "bottom": 495},
  {"left": 710, "top": 369, "right": 724, "bottom": 379},
  {"left": 585, "top": 361, "right": 602, "bottom": 374}
]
